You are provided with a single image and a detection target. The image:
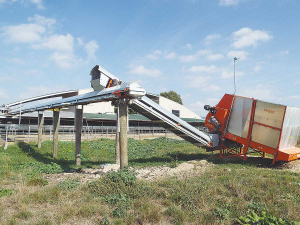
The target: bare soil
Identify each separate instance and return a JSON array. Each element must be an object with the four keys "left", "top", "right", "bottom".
[{"left": 44, "top": 159, "right": 214, "bottom": 185}]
